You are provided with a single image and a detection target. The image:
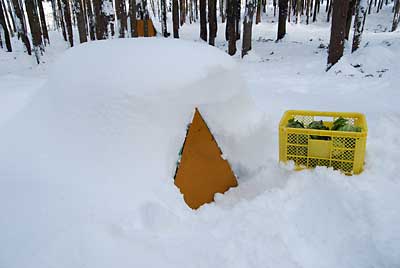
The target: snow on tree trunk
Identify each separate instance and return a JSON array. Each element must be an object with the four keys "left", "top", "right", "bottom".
[
  {"left": 11, "top": 0, "right": 31, "bottom": 54},
  {"left": 129, "top": 0, "right": 137, "bottom": 37},
  {"left": 241, "top": 0, "right": 255, "bottom": 57},
  {"left": 352, "top": 0, "right": 367, "bottom": 52},
  {"left": 25, "top": 0, "right": 43, "bottom": 63},
  {"left": 37, "top": 0, "right": 49, "bottom": 44},
  {"left": 172, "top": 0, "right": 179, "bottom": 37},
  {"left": 62, "top": 0, "right": 74, "bottom": 45},
  {"left": 199, "top": 0, "right": 206, "bottom": 41},
  {"left": 392, "top": 0, "right": 400, "bottom": 31},
  {"left": 277, "top": 0, "right": 288, "bottom": 40},
  {"left": 160, "top": 0, "right": 168, "bottom": 36},
  {"left": 73, "top": 0, "right": 87, "bottom": 42},
  {"left": 0, "top": 0, "right": 12, "bottom": 51},
  {"left": 208, "top": 0, "right": 217, "bottom": 45},
  {"left": 50, "top": 0, "right": 59, "bottom": 29},
  {"left": 226, "top": 0, "right": 236, "bottom": 54},
  {"left": 327, "top": 0, "right": 349, "bottom": 69}
]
